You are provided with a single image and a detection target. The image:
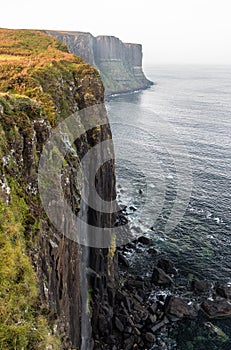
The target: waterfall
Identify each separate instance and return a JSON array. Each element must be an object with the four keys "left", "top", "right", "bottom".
[{"left": 80, "top": 202, "right": 91, "bottom": 350}]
